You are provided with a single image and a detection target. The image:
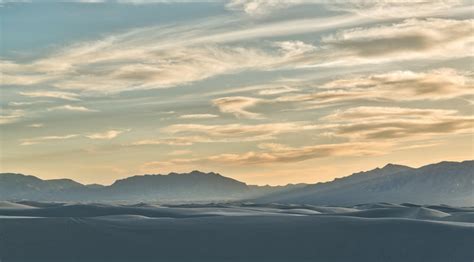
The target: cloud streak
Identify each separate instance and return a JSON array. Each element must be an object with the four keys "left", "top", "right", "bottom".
[
  {"left": 2, "top": 12, "right": 471, "bottom": 98},
  {"left": 319, "top": 18, "right": 474, "bottom": 64},
  {"left": 20, "top": 134, "right": 80, "bottom": 146},
  {"left": 320, "top": 106, "right": 474, "bottom": 140},
  {"left": 146, "top": 141, "right": 386, "bottom": 168},
  {"left": 276, "top": 68, "right": 473, "bottom": 107},
  {"left": 47, "top": 105, "right": 97, "bottom": 112},
  {"left": 86, "top": 129, "right": 128, "bottom": 139},
  {"left": 213, "top": 96, "right": 263, "bottom": 119},
  {"left": 178, "top": 114, "right": 219, "bottom": 119},
  {"left": 0, "top": 110, "right": 25, "bottom": 125},
  {"left": 21, "top": 129, "right": 127, "bottom": 145},
  {"left": 20, "top": 91, "right": 81, "bottom": 101},
  {"left": 162, "top": 122, "right": 319, "bottom": 142}
]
